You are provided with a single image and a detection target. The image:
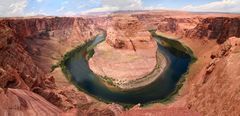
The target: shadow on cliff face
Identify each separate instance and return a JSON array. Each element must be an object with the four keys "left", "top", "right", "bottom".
[{"left": 187, "top": 17, "right": 240, "bottom": 44}]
